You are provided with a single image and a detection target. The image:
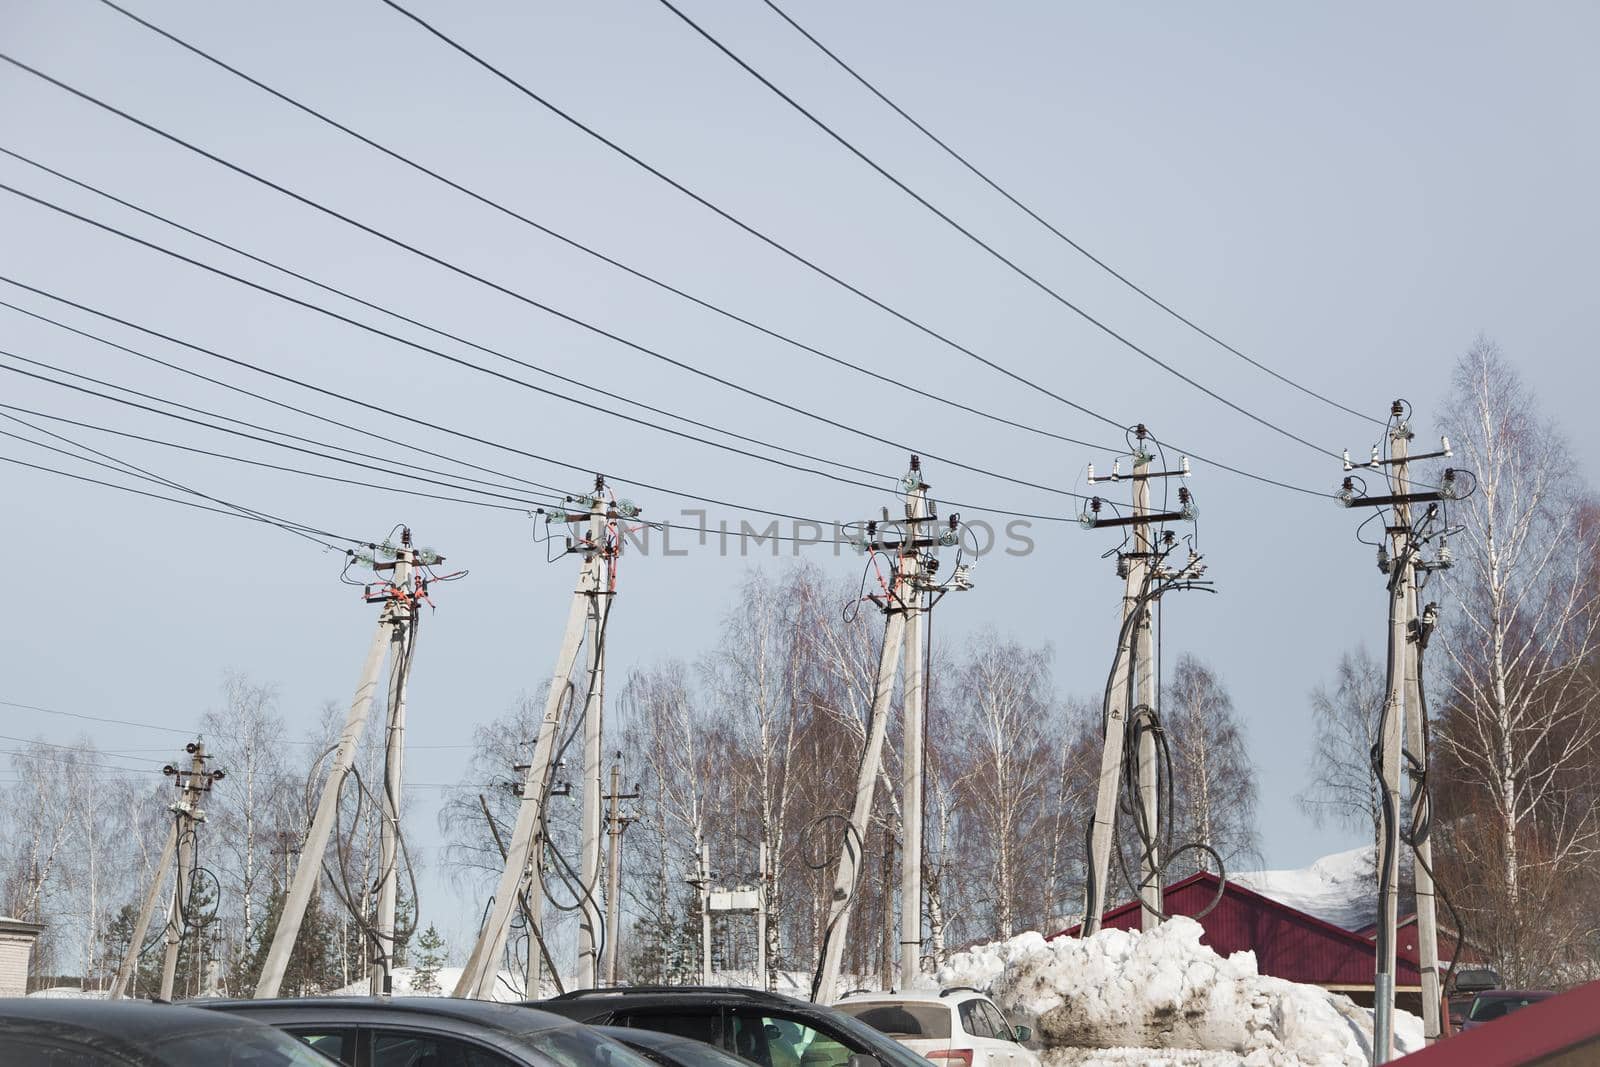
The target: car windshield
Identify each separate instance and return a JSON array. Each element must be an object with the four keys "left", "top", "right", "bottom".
[
  {"left": 523, "top": 1024, "right": 664, "bottom": 1067},
  {"left": 153, "top": 1025, "right": 340, "bottom": 1067},
  {"left": 1468, "top": 996, "right": 1536, "bottom": 1022},
  {"left": 835, "top": 1002, "right": 951, "bottom": 1039}
]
